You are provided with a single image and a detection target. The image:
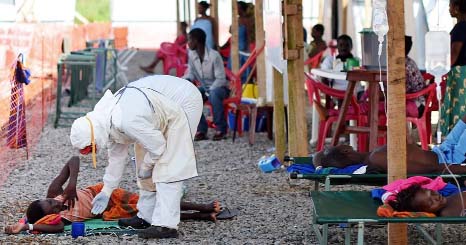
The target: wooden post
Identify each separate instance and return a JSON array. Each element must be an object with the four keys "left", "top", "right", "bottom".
[
  {"left": 364, "top": 0, "right": 372, "bottom": 28},
  {"left": 255, "top": 0, "right": 267, "bottom": 98},
  {"left": 194, "top": 0, "right": 199, "bottom": 19},
  {"left": 386, "top": 0, "right": 407, "bottom": 244},
  {"left": 231, "top": 0, "right": 240, "bottom": 73},
  {"left": 273, "top": 68, "right": 286, "bottom": 161},
  {"left": 176, "top": 0, "right": 181, "bottom": 36},
  {"left": 342, "top": 0, "right": 348, "bottom": 34},
  {"left": 210, "top": 0, "right": 219, "bottom": 48},
  {"left": 187, "top": 0, "right": 191, "bottom": 25},
  {"left": 284, "top": 0, "right": 308, "bottom": 156},
  {"left": 318, "top": 0, "right": 324, "bottom": 23}
]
